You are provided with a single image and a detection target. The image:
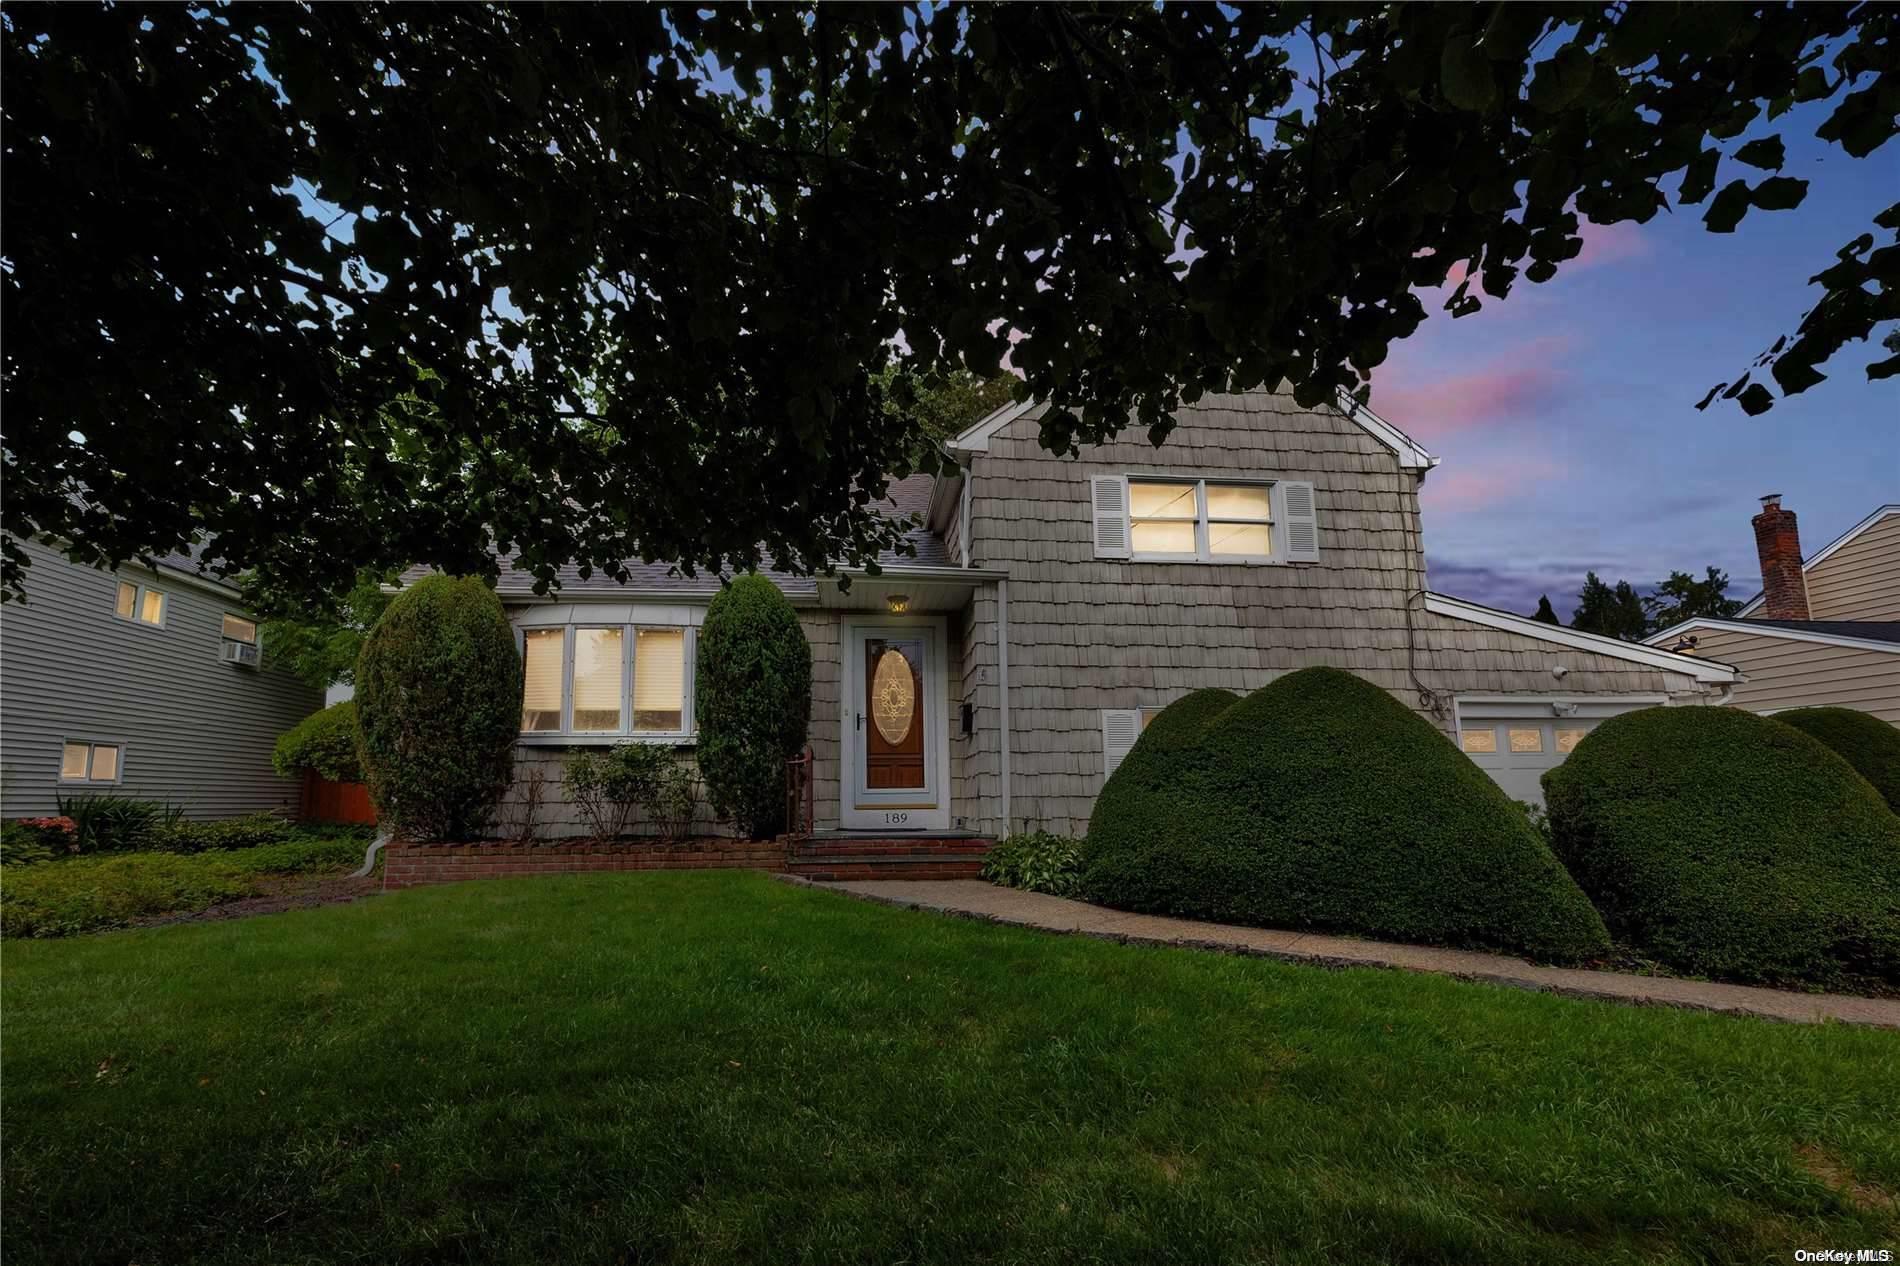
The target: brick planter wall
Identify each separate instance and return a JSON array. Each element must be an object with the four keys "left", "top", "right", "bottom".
[{"left": 383, "top": 839, "right": 787, "bottom": 890}]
